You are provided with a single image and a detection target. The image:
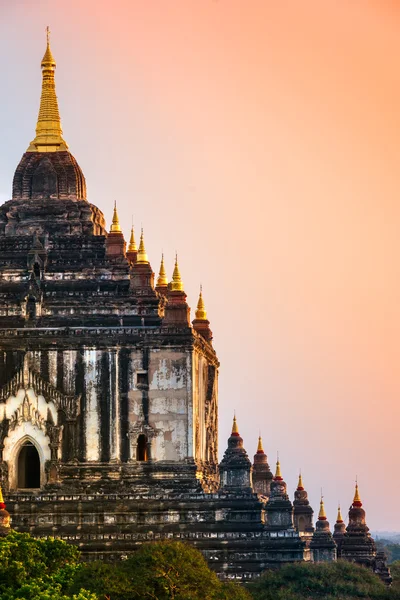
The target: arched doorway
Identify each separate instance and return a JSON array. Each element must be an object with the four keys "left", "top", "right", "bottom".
[
  {"left": 17, "top": 442, "right": 40, "bottom": 488},
  {"left": 136, "top": 434, "right": 148, "bottom": 461}
]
